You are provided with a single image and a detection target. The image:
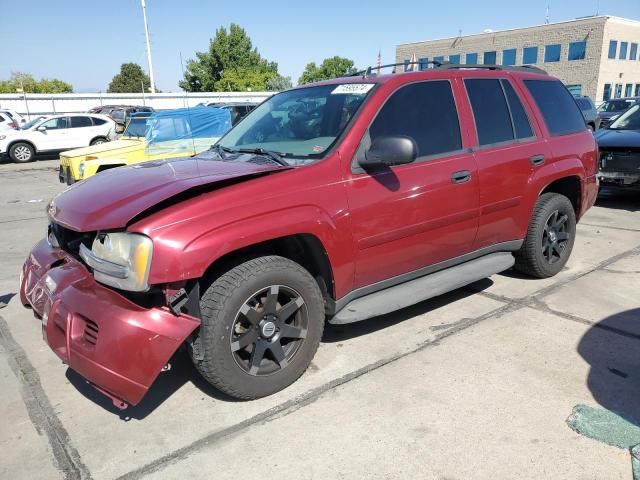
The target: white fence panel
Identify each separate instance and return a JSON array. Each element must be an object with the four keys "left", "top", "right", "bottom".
[{"left": 0, "top": 92, "right": 273, "bottom": 118}]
